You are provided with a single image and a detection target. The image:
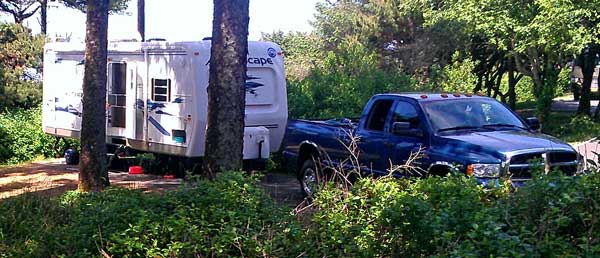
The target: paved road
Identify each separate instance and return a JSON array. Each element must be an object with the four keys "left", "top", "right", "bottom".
[{"left": 551, "top": 99, "right": 599, "bottom": 113}]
